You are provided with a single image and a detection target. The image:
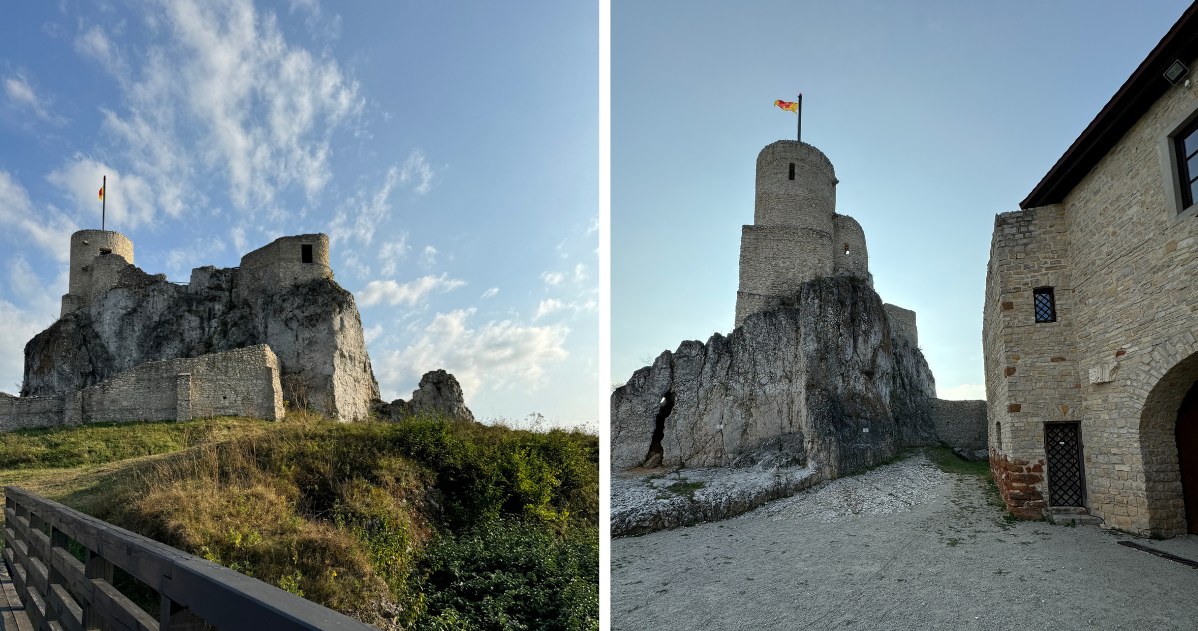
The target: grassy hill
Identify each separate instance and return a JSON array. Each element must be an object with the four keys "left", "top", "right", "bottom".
[{"left": 0, "top": 412, "right": 599, "bottom": 630}]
